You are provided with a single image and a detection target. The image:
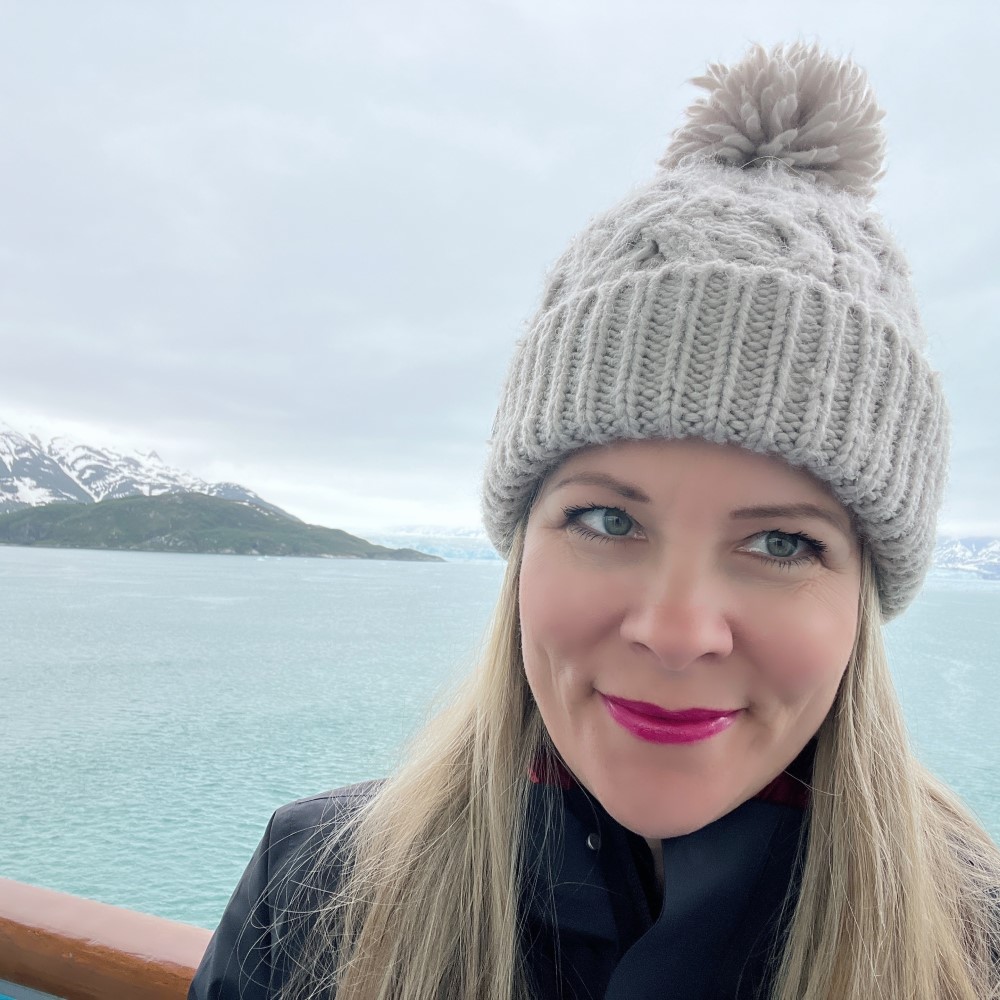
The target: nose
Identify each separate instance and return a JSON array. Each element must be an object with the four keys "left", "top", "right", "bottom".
[{"left": 619, "top": 561, "right": 734, "bottom": 671}]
